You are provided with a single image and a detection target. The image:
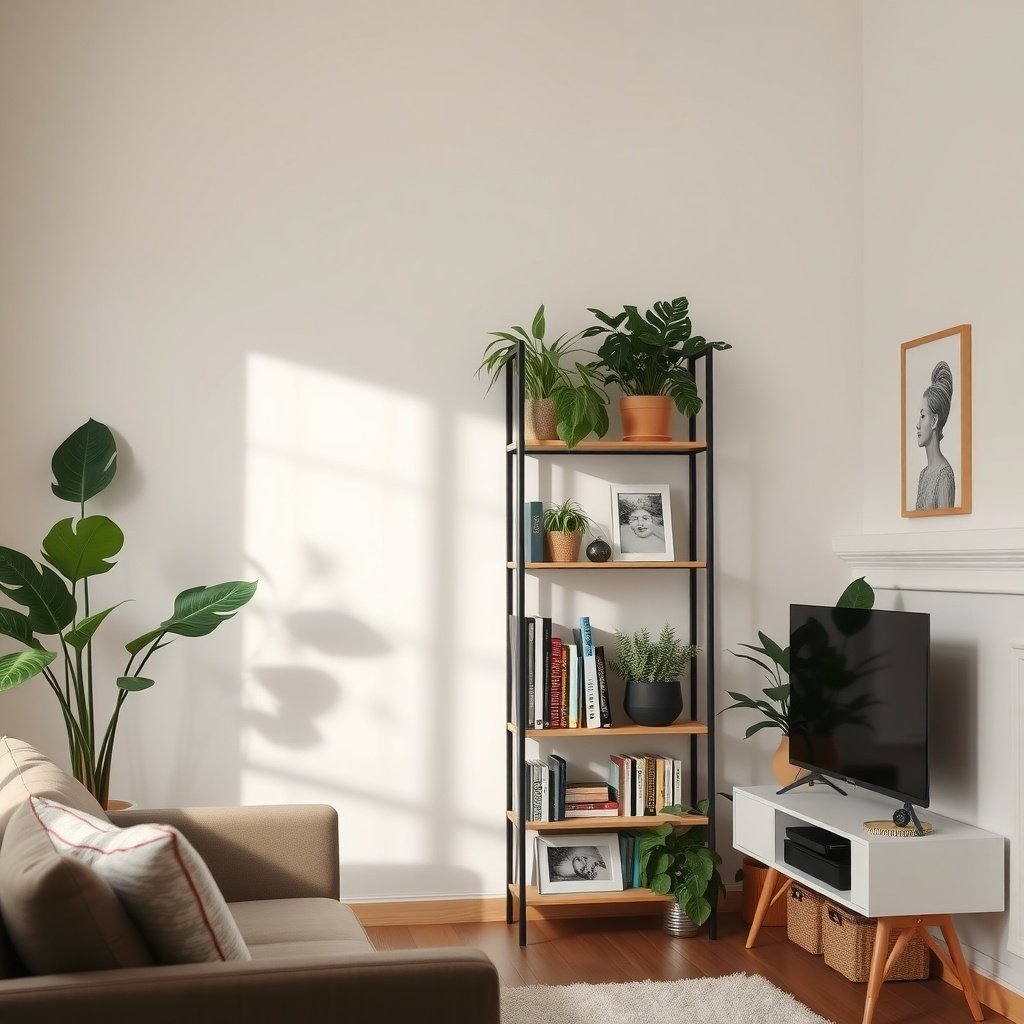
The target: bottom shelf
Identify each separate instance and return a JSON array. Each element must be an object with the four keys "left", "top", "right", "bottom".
[{"left": 508, "top": 883, "right": 671, "bottom": 907}]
